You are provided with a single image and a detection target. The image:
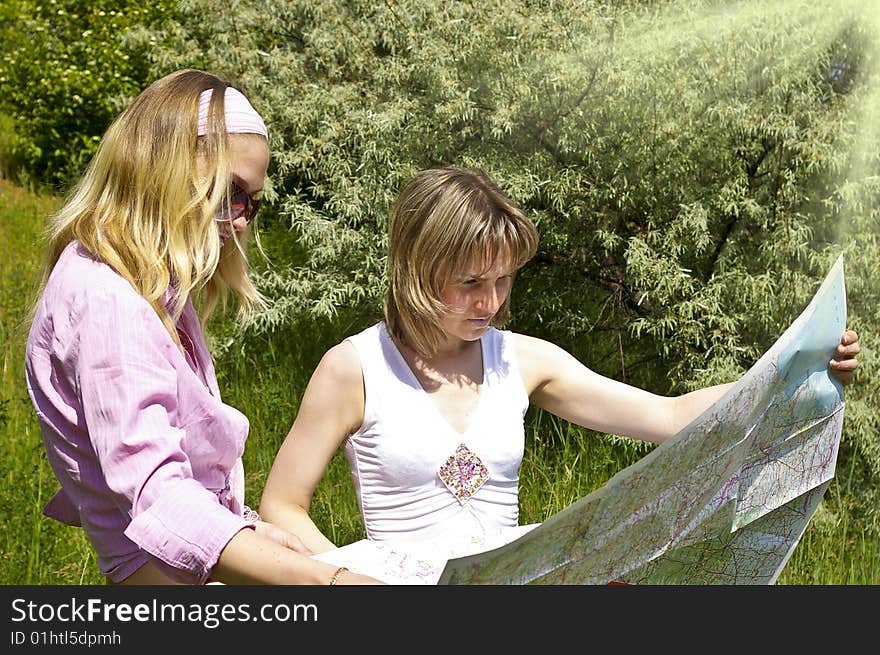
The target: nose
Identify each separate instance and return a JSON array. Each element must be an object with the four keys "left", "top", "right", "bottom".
[{"left": 476, "top": 284, "right": 501, "bottom": 314}]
